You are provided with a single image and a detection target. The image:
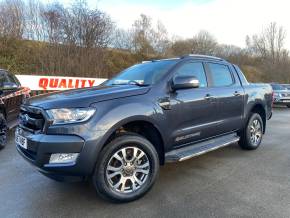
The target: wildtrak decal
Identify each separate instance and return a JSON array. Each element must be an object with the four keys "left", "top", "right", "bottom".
[{"left": 175, "top": 132, "right": 201, "bottom": 142}]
